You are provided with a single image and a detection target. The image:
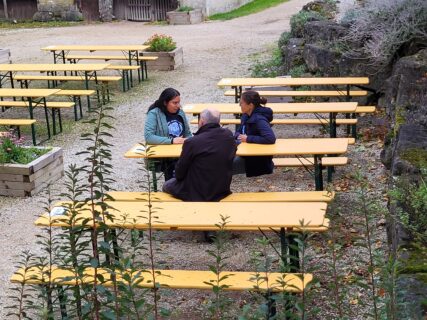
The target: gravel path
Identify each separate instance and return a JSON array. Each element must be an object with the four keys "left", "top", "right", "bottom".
[{"left": 0, "top": 1, "right": 388, "bottom": 318}]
